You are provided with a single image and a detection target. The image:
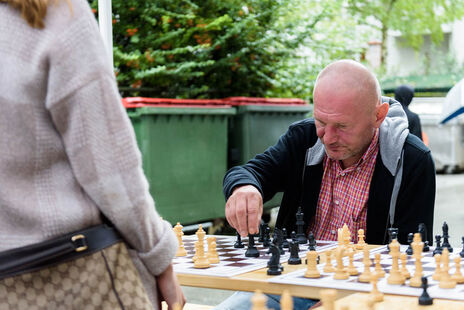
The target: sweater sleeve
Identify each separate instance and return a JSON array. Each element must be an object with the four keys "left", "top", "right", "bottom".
[{"left": 44, "top": 2, "right": 176, "bottom": 276}]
